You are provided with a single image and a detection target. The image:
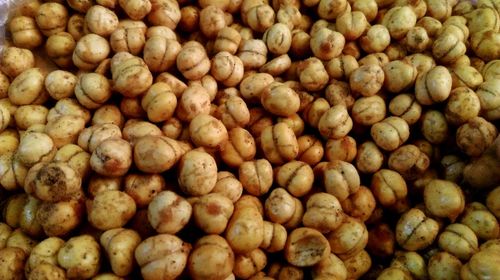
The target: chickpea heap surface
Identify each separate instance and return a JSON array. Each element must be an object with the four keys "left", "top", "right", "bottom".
[{"left": 0, "top": 0, "right": 500, "bottom": 279}]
